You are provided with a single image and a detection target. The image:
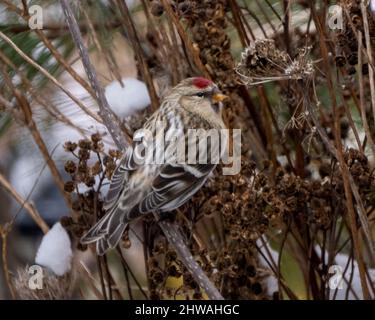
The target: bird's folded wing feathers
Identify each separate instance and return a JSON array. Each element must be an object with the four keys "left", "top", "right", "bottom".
[
  {"left": 137, "top": 162, "right": 215, "bottom": 214},
  {"left": 136, "top": 129, "right": 221, "bottom": 214},
  {"left": 104, "top": 147, "right": 138, "bottom": 212}
]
